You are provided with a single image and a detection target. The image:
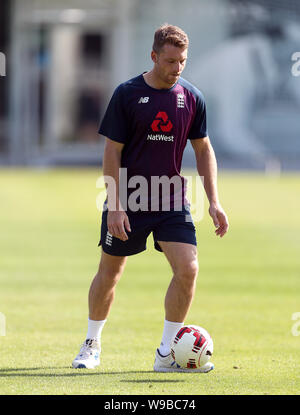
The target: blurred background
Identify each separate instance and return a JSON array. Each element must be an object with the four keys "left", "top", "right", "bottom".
[{"left": 0, "top": 0, "right": 300, "bottom": 170}]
